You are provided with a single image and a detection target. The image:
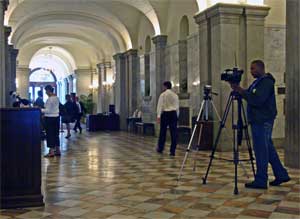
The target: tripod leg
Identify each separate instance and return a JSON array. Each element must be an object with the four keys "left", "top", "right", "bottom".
[
  {"left": 241, "top": 102, "right": 255, "bottom": 177},
  {"left": 193, "top": 122, "right": 204, "bottom": 171},
  {"left": 202, "top": 95, "right": 233, "bottom": 184},
  {"left": 233, "top": 96, "right": 242, "bottom": 195},
  {"left": 178, "top": 100, "right": 205, "bottom": 181}
]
